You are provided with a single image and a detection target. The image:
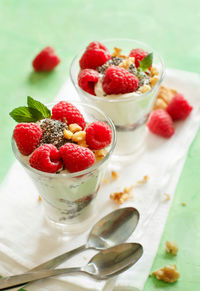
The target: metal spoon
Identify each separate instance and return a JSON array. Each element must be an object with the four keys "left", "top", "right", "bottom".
[
  {"left": 0, "top": 243, "right": 143, "bottom": 290},
  {"left": 30, "top": 207, "right": 139, "bottom": 271}
]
